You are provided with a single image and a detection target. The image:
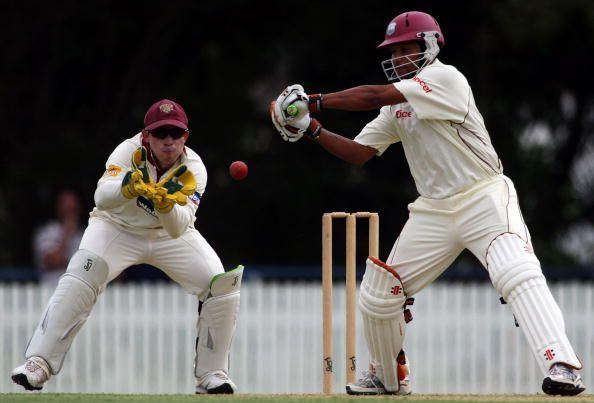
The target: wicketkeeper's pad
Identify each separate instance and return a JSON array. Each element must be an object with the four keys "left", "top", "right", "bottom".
[
  {"left": 26, "top": 250, "right": 108, "bottom": 373},
  {"left": 195, "top": 266, "right": 244, "bottom": 378}
]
